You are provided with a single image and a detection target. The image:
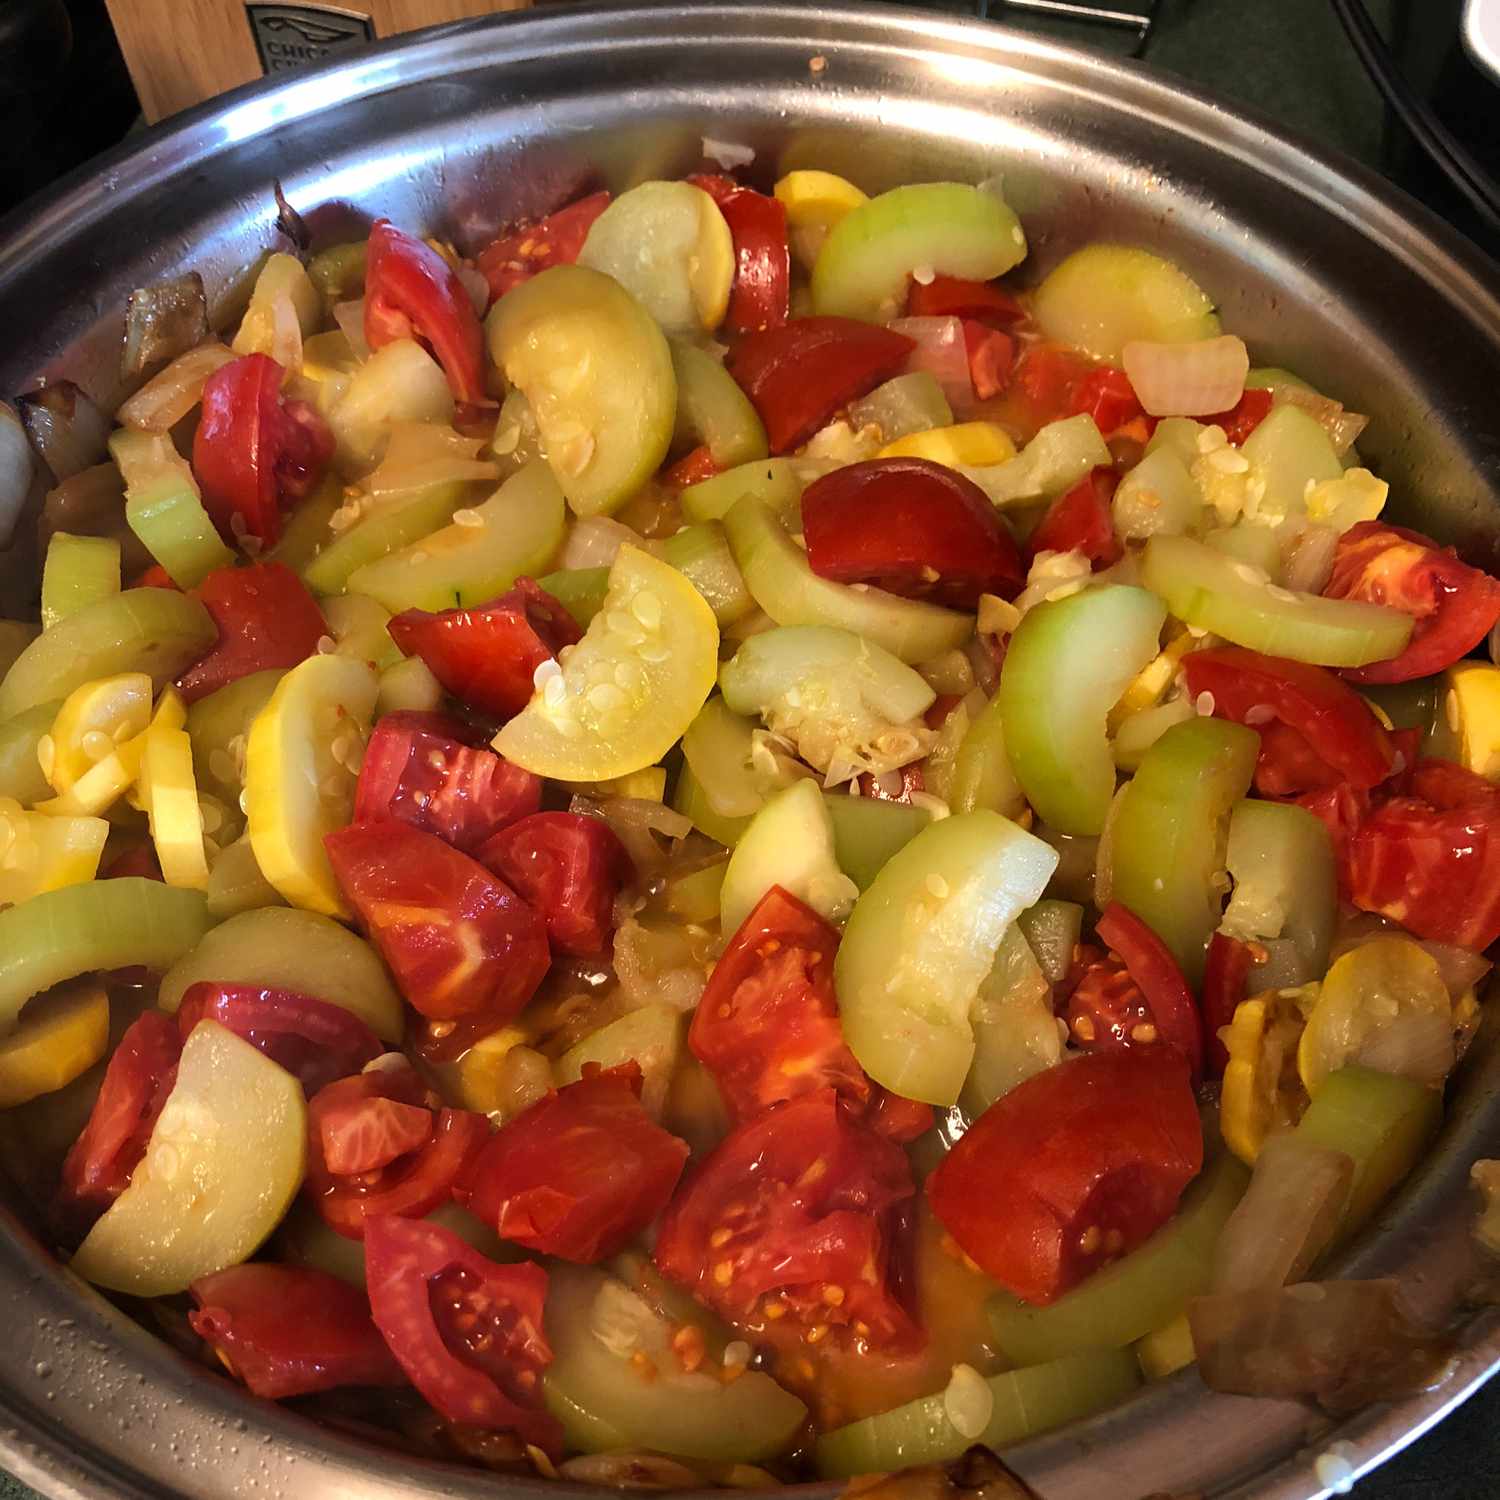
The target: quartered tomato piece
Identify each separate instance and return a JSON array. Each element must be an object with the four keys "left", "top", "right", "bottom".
[
  {"left": 906, "top": 275, "right": 1024, "bottom": 326},
  {"left": 1181, "top": 646, "right": 1395, "bottom": 797},
  {"left": 176, "top": 982, "right": 382, "bottom": 1097},
  {"left": 475, "top": 812, "right": 628, "bottom": 956},
  {"left": 305, "top": 1066, "right": 489, "bottom": 1239},
  {"left": 325, "top": 822, "right": 550, "bottom": 1024},
  {"left": 654, "top": 1090, "right": 920, "bottom": 1355},
  {"left": 800, "top": 458, "right": 1025, "bottom": 608},
  {"left": 477, "top": 192, "right": 612, "bottom": 303},
  {"left": 58, "top": 1011, "right": 181, "bottom": 1226},
  {"left": 1087, "top": 901, "right": 1203, "bottom": 1079},
  {"left": 725, "top": 317, "right": 914, "bottom": 454},
  {"left": 193, "top": 355, "right": 334, "bottom": 546},
  {"left": 364, "top": 1214, "right": 559, "bottom": 1447},
  {"left": 189, "top": 1264, "right": 405, "bottom": 1398},
  {"left": 354, "top": 711, "right": 541, "bottom": 853},
  {"left": 661, "top": 444, "right": 722, "bottom": 491},
  {"left": 962, "top": 320, "right": 1017, "bottom": 401},
  {"left": 1205, "top": 387, "right": 1273, "bottom": 445},
  {"left": 1015, "top": 344, "right": 1095, "bottom": 429},
  {"left": 457, "top": 1063, "right": 689, "bottom": 1263},
  {"left": 1201, "top": 930, "right": 1254, "bottom": 1078},
  {"left": 1069, "top": 366, "right": 1145, "bottom": 439},
  {"left": 388, "top": 578, "right": 581, "bottom": 721},
  {"left": 688, "top": 177, "right": 791, "bottom": 335},
  {"left": 1027, "top": 467, "right": 1123, "bottom": 569},
  {"left": 1324, "top": 520, "right": 1500, "bottom": 685},
  {"left": 927, "top": 1049, "right": 1202, "bottom": 1306},
  {"left": 174, "top": 562, "right": 328, "bottom": 704},
  {"left": 364, "top": 221, "right": 486, "bottom": 404}
]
